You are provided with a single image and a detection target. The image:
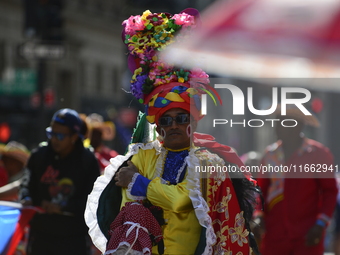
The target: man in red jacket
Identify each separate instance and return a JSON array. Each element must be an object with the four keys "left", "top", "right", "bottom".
[{"left": 254, "top": 106, "right": 338, "bottom": 255}]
